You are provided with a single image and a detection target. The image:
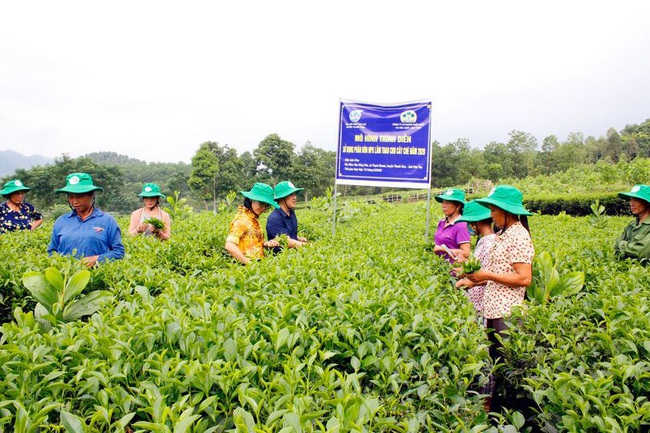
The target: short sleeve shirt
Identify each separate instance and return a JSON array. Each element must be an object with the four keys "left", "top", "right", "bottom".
[
  {"left": 226, "top": 206, "right": 265, "bottom": 260},
  {"left": 0, "top": 201, "right": 42, "bottom": 234},
  {"left": 465, "top": 233, "right": 496, "bottom": 313},
  {"left": 483, "top": 222, "right": 535, "bottom": 319},
  {"left": 266, "top": 208, "right": 298, "bottom": 240},
  {"left": 434, "top": 218, "right": 471, "bottom": 263}
]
